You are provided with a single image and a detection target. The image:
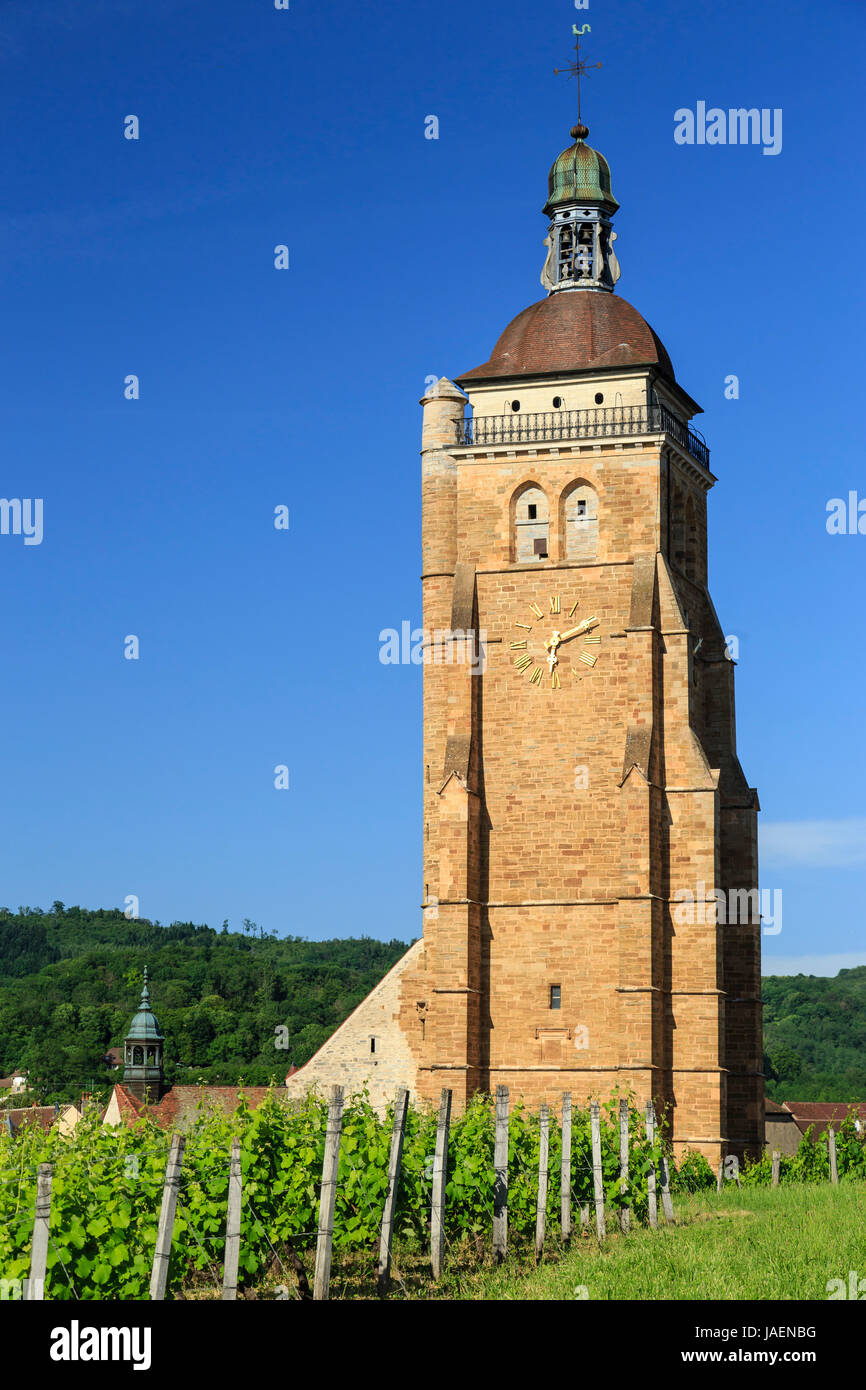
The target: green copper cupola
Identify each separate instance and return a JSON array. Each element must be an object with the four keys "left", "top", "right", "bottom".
[
  {"left": 122, "top": 967, "right": 165, "bottom": 1103},
  {"left": 540, "top": 125, "right": 622, "bottom": 295},
  {"left": 544, "top": 124, "right": 619, "bottom": 215}
]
